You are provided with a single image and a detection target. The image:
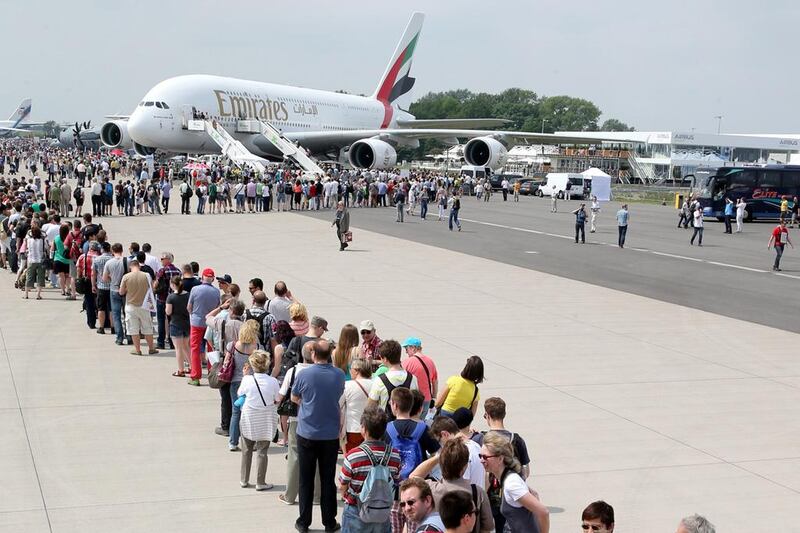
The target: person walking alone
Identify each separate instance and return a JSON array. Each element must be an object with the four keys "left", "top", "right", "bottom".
[
  {"left": 590, "top": 195, "right": 600, "bottom": 233},
  {"left": 573, "top": 203, "right": 587, "bottom": 244},
  {"left": 332, "top": 201, "right": 350, "bottom": 251},
  {"left": 448, "top": 192, "right": 462, "bottom": 232},
  {"left": 690, "top": 206, "right": 704, "bottom": 246},
  {"left": 550, "top": 186, "right": 558, "bottom": 213},
  {"left": 616, "top": 204, "right": 628, "bottom": 248},
  {"left": 768, "top": 220, "right": 793, "bottom": 271},
  {"left": 735, "top": 198, "right": 747, "bottom": 233},
  {"left": 394, "top": 186, "right": 406, "bottom": 223},
  {"left": 677, "top": 199, "right": 690, "bottom": 229}
]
